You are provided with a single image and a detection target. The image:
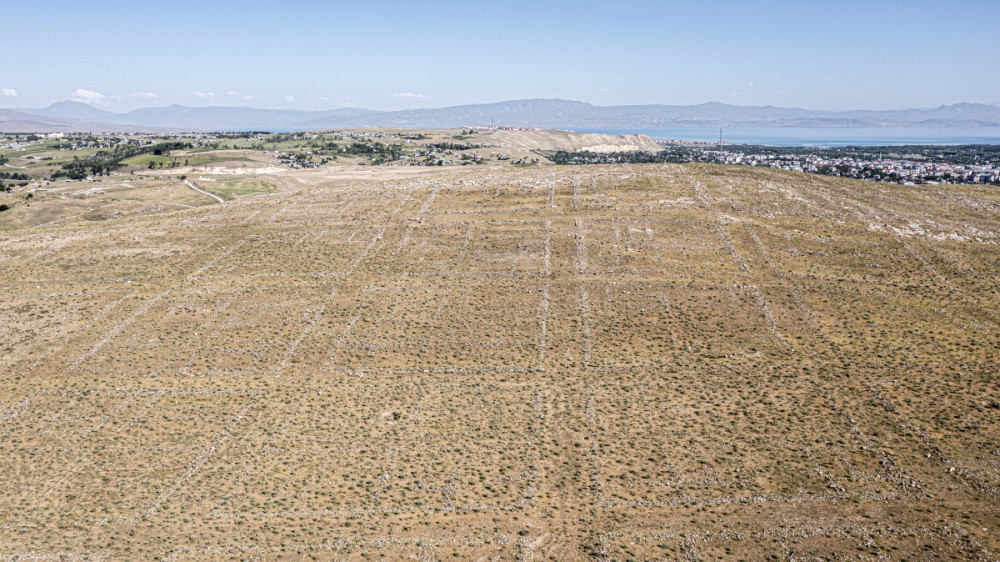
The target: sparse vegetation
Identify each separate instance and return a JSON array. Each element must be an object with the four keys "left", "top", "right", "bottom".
[
  {"left": 0, "top": 136, "right": 998, "bottom": 560},
  {"left": 202, "top": 178, "right": 277, "bottom": 200}
]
